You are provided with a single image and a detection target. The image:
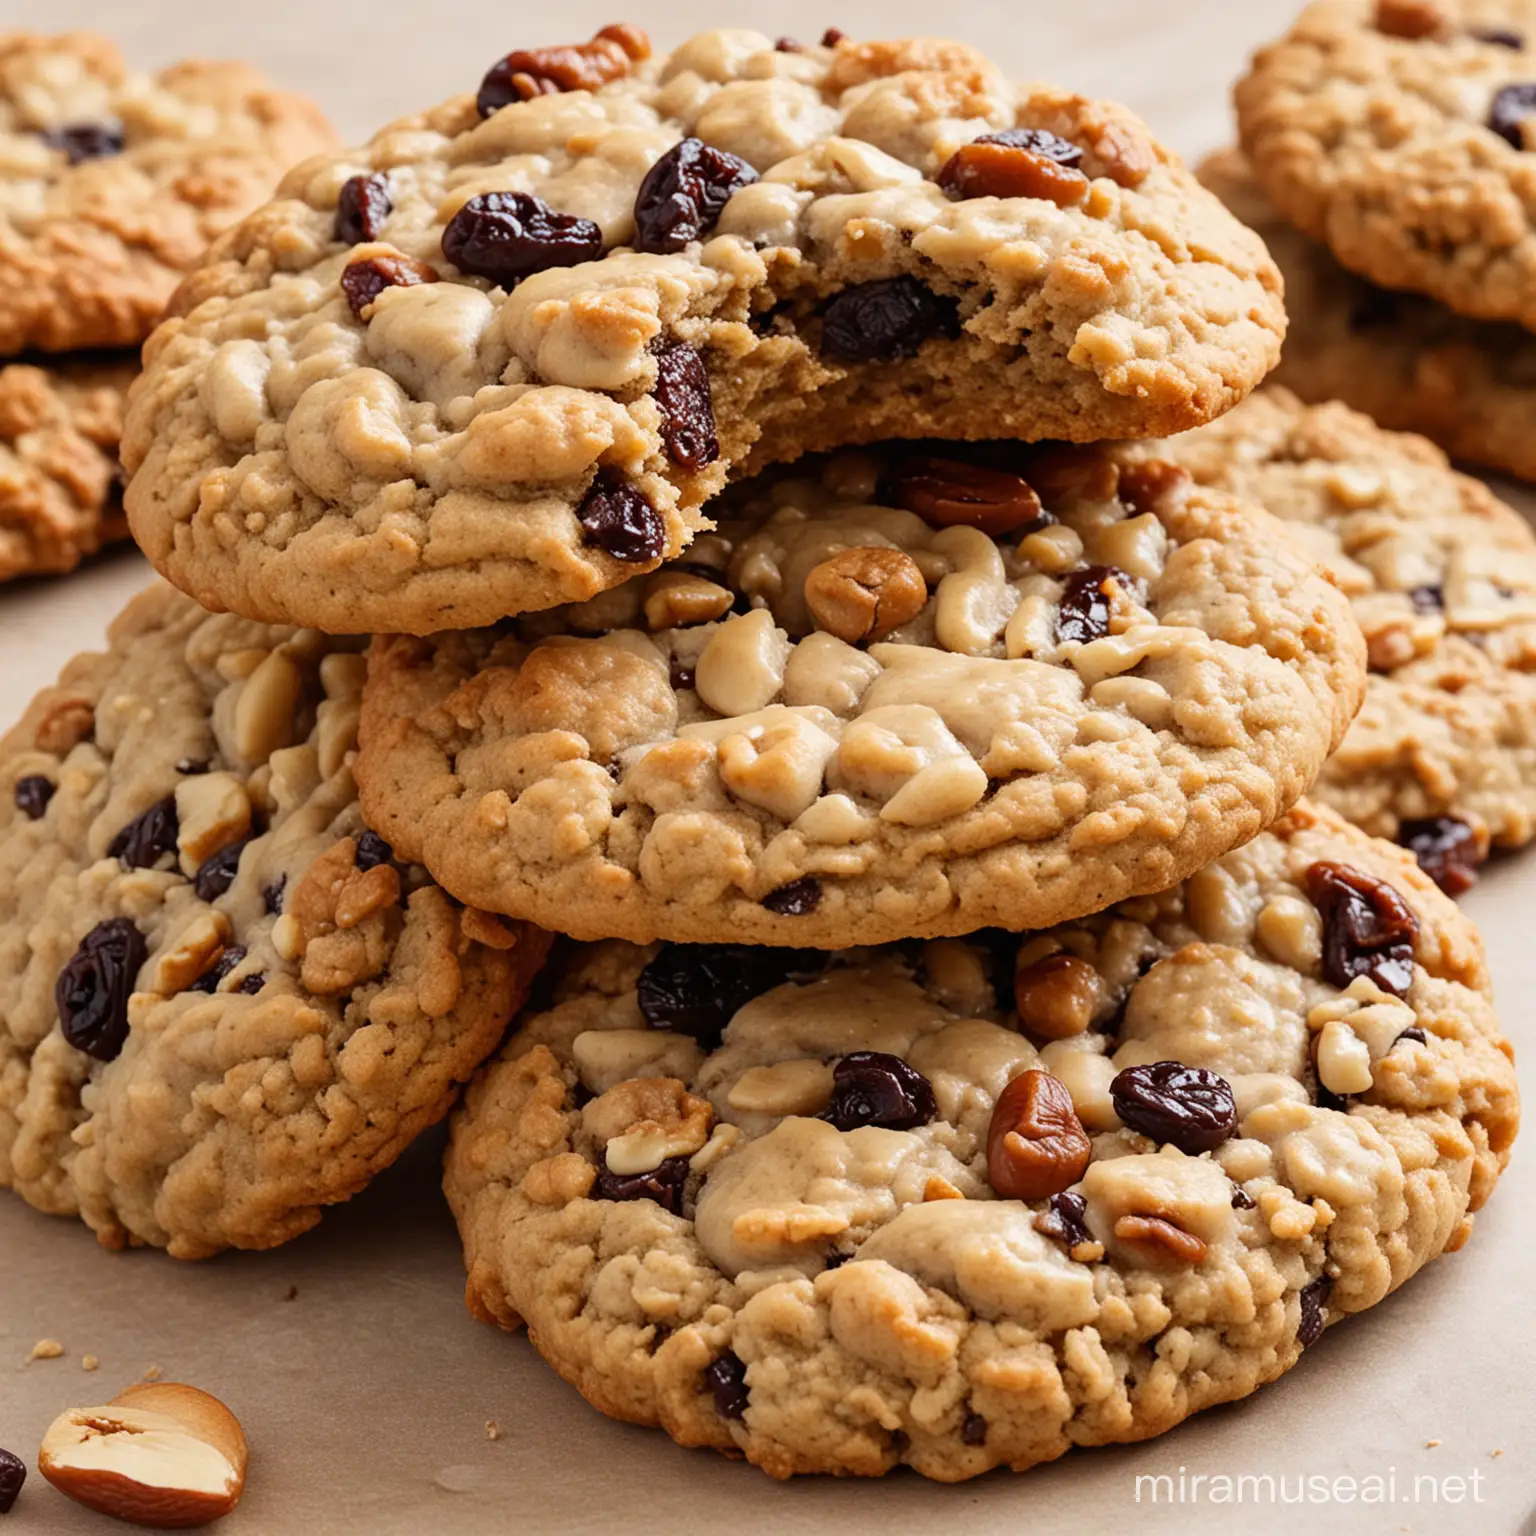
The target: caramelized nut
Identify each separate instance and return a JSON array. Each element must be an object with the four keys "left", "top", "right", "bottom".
[
  {"left": 1375, "top": 0, "right": 1446, "bottom": 38},
  {"left": 478, "top": 24, "right": 651, "bottom": 113},
  {"left": 938, "top": 140, "right": 1089, "bottom": 206},
  {"left": 986, "top": 1068, "right": 1092, "bottom": 1199},
  {"left": 893, "top": 456, "right": 1046, "bottom": 538},
  {"left": 1112, "top": 1213, "right": 1208, "bottom": 1265},
  {"left": 804, "top": 547, "right": 928, "bottom": 644},
  {"left": 1013, "top": 952, "right": 1102, "bottom": 1040},
  {"left": 1116, "top": 459, "right": 1191, "bottom": 516},
  {"left": 643, "top": 571, "right": 734, "bottom": 630}
]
